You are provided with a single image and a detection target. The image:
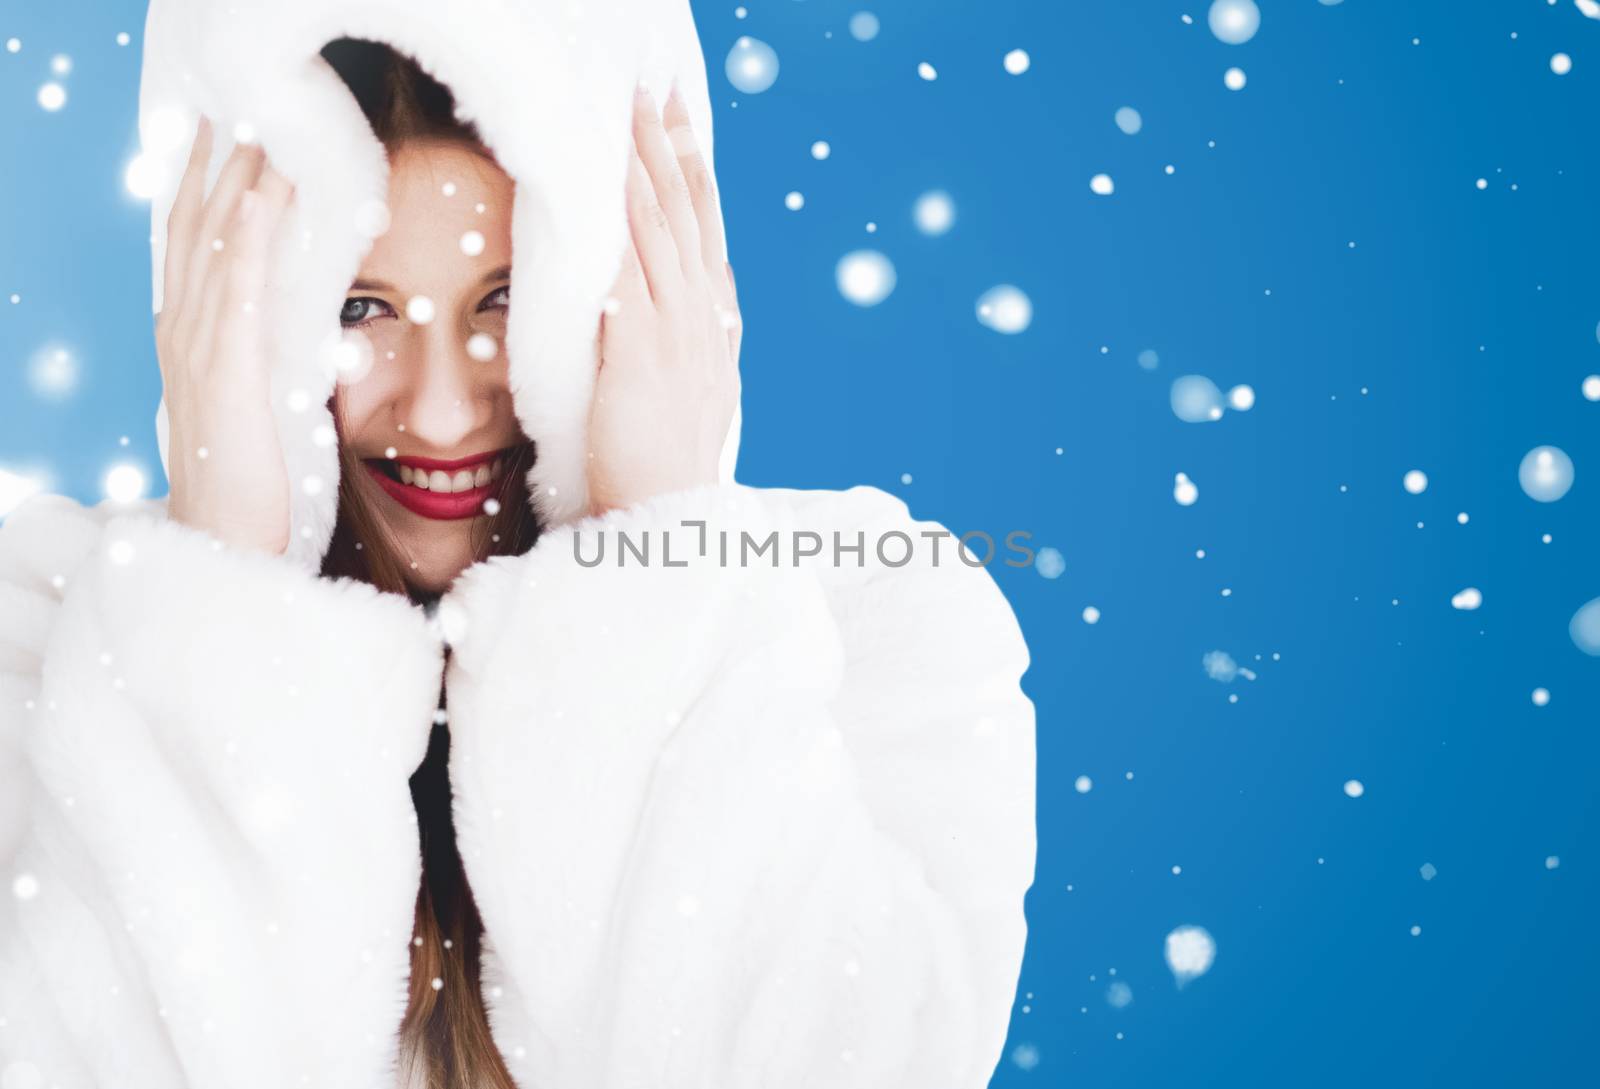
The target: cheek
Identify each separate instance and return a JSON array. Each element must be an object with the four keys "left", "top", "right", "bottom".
[
  {"left": 332, "top": 365, "right": 402, "bottom": 445},
  {"left": 336, "top": 326, "right": 413, "bottom": 417},
  {"left": 356, "top": 323, "right": 407, "bottom": 372},
  {"left": 474, "top": 314, "right": 506, "bottom": 338}
]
